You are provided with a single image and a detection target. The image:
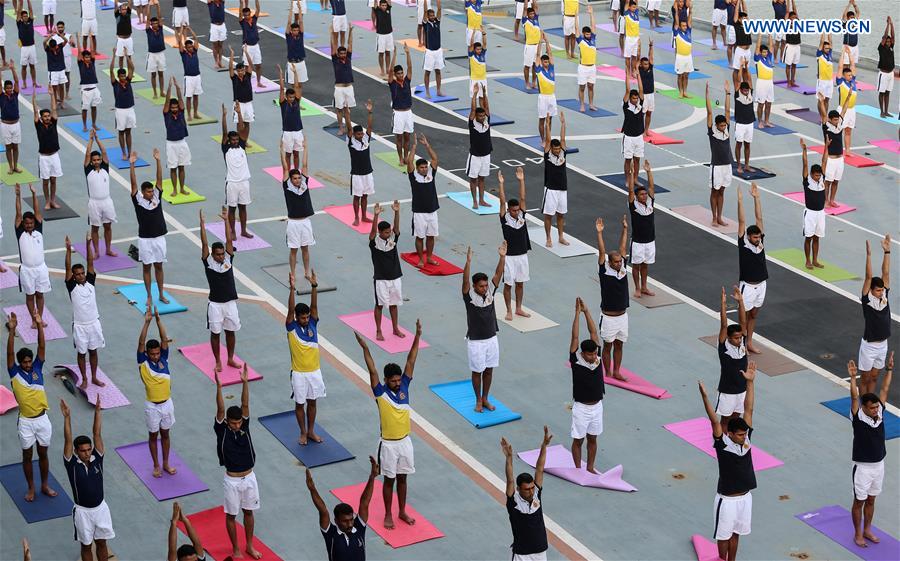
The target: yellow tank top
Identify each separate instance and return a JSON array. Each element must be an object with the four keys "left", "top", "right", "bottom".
[
  {"left": 675, "top": 32, "right": 692, "bottom": 56},
  {"left": 536, "top": 66, "right": 555, "bottom": 95},
  {"left": 625, "top": 11, "right": 640, "bottom": 38},
  {"left": 524, "top": 18, "right": 540, "bottom": 45},
  {"left": 469, "top": 51, "right": 487, "bottom": 80},
  {"left": 467, "top": 4, "right": 482, "bottom": 30},
  {"left": 563, "top": 0, "right": 578, "bottom": 17},
  {"left": 839, "top": 81, "right": 857, "bottom": 108},
  {"left": 817, "top": 54, "right": 833, "bottom": 81}
]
